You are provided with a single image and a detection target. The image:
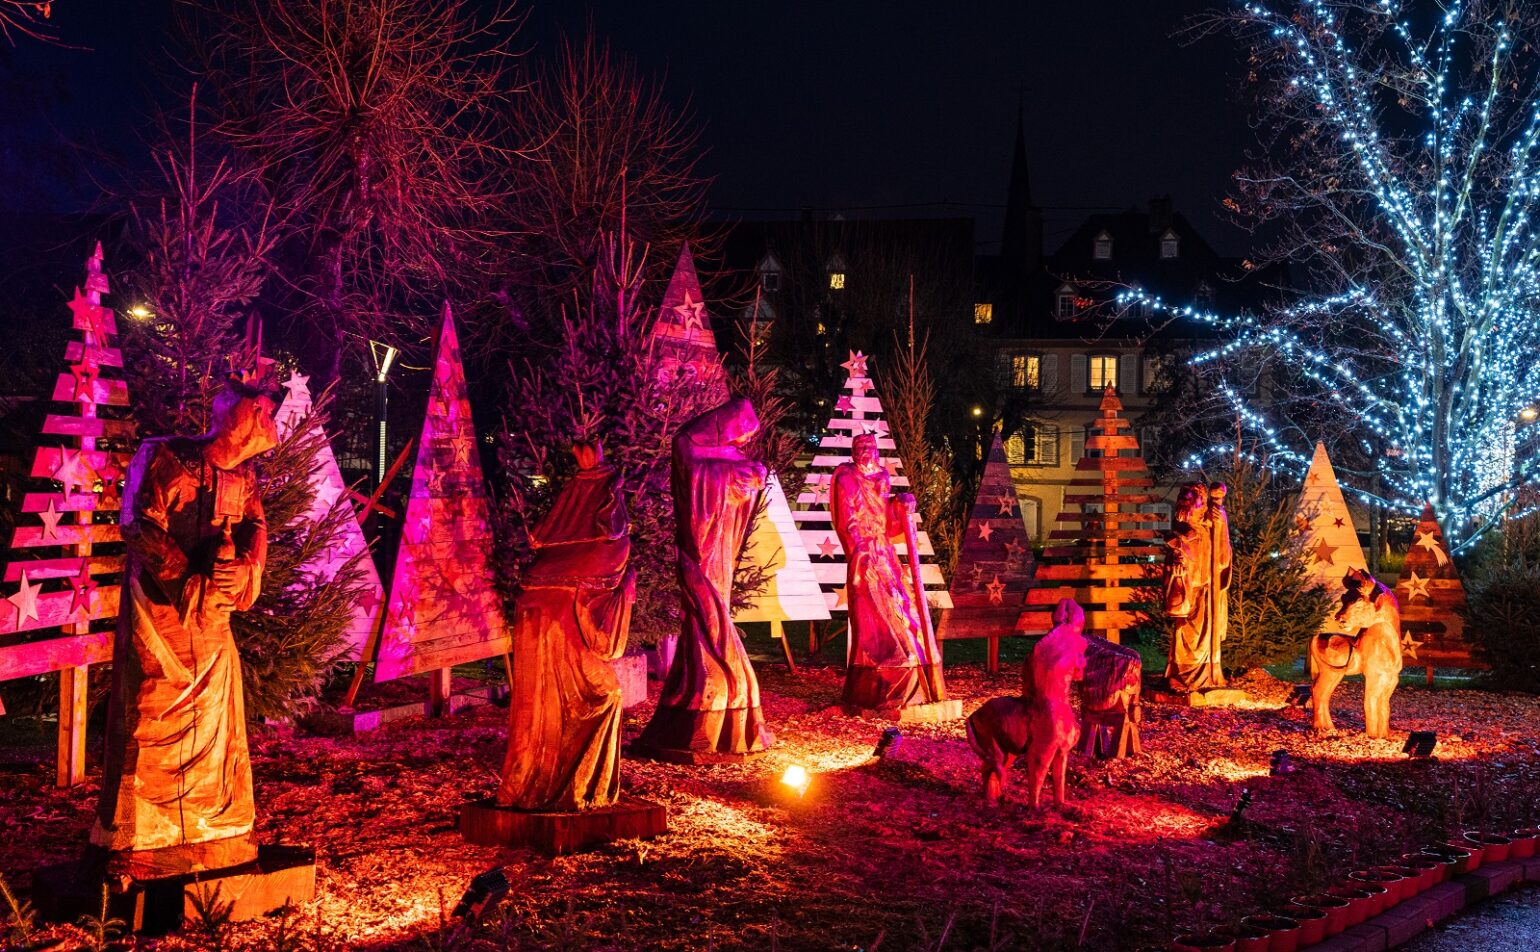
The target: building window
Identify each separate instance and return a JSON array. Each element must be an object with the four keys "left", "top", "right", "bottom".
[
  {"left": 1009, "top": 353, "right": 1041, "bottom": 390},
  {"left": 1143, "top": 354, "right": 1173, "bottom": 394},
  {"left": 1140, "top": 502, "right": 1172, "bottom": 531},
  {"left": 1006, "top": 422, "right": 1060, "bottom": 466},
  {"left": 1093, "top": 230, "right": 1113, "bottom": 261},
  {"left": 1088, "top": 354, "right": 1119, "bottom": 393},
  {"left": 974, "top": 302, "right": 993, "bottom": 325},
  {"left": 1160, "top": 229, "right": 1180, "bottom": 260},
  {"left": 1195, "top": 281, "right": 1214, "bottom": 306},
  {"left": 1140, "top": 426, "right": 1161, "bottom": 456},
  {"left": 1069, "top": 426, "right": 1085, "bottom": 462},
  {"left": 829, "top": 272, "right": 846, "bottom": 290},
  {"left": 1056, "top": 284, "right": 1078, "bottom": 319},
  {"left": 762, "top": 270, "right": 781, "bottom": 292}
]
